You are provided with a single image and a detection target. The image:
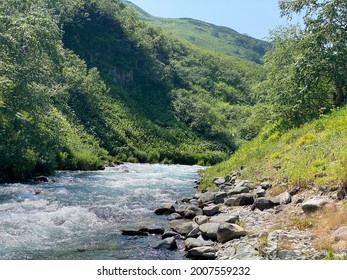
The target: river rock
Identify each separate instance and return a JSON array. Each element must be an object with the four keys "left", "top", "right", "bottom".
[
  {"left": 251, "top": 198, "right": 278, "bottom": 211},
  {"left": 185, "top": 238, "right": 215, "bottom": 250},
  {"left": 162, "top": 231, "right": 180, "bottom": 239},
  {"left": 224, "top": 193, "right": 254, "bottom": 206},
  {"left": 217, "top": 223, "right": 247, "bottom": 243},
  {"left": 119, "top": 230, "right": 148, "bottom": 236},
  {"left": 194, "top": 215, "right": 210, "bottom": 225},
  {"left": 227, "top": 186, "right": 250, "bottom": 196},
  {"left": 186, "top": 246, "right": 217, "bottom": 259},
  {"left": 210, "top": 214, "right": 239, "bottom": 224},
  {"left": 175, "top": 206, "right": 189, "bottom": 216},
  {"left": 217, "top": 236, "right": 263, "bottom": 260},
  {"left": 170, "top": 220, "right": 197, "bottom": 235},
  {"left": 167, "top": 213, "right": 182, "bottom": 221},
  {"left": 34, "top": 176, "right": 49, "bottom": 182},
  {"left": 153, "top": 237, "right": 177, "bottom": 250},
  {"left": 271, "top": 191, "right": 292, "bottom": 205},
  {"left": 199, "top": 223, "right": 220, "bottom": 240},
  {"left": 187, "top": 227, "right": 201, "bottom": 238},
  {"left": 154, "top": 204, "right": 175, "bottom": 215},
  {"left": 254, "top": 187, "right": 266, "bottom": 198},
  {"left": 187, "top": 206, "right": 204, "bottom": 216},
  {"left": 139, "top": 227, "right": 165, "bottom": 235},
  {"left": 214, "top": 192, "right": 228, "bottom": 204},
  {"left": 332, "top": 226, "right": 347, "bottom": 241},
  {"left": 302, "top": 198, "right": 331, "bottom": 213},
  {"left": 184, "top": 210, "right": 197, "bottom": 219},
  {"left": 203, "top": 205, "right": 219, "bottom": 216},
  {"left": 213, "top": 177, "right": 226, "bottom": 186},
  {"left": 198, "top": 192, "right": 216, "bottom": 204}
]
